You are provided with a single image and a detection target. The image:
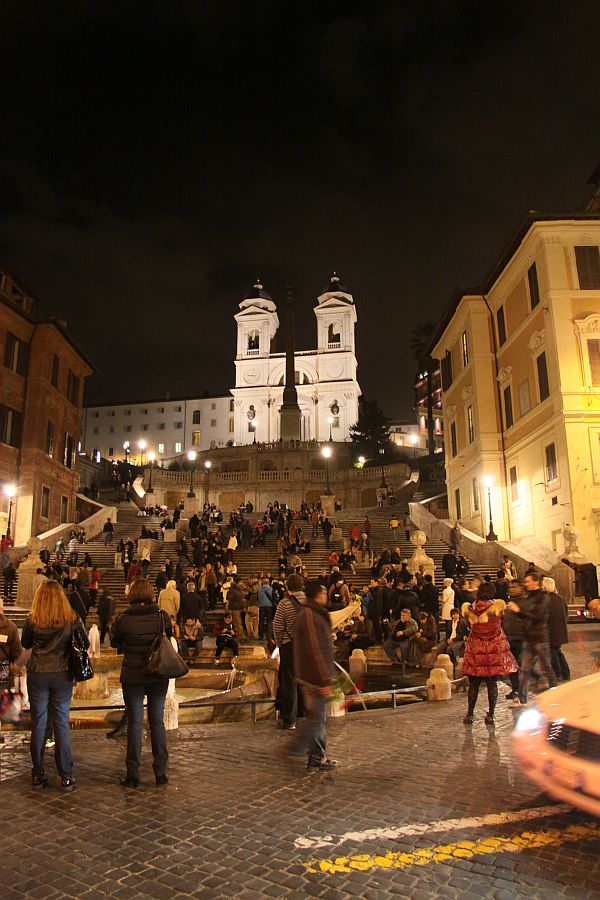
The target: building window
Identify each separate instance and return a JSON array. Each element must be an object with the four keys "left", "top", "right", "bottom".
[
  {"left": 536, "top": 351, "right": 550, "bottom": 402},
  {"left": 158, "top": 443, "right": 165, "bottom": 454},
  {"left": 228, "top": 418, "right": 234, "bottom": 433},
  {"left": 461, "top": 330, "right": 469, "bottom": 367},
  {"left": 93, "top": 427, "right": 99, "bottom": 435},
  {"left": 328, "top": 322, "right": 341, "bottom": 346},
  {"left": 545, "top": 442, "right": 558, "bottom": 482},
  {"left": 503, "top": 385, "right": 513, "bottom": 429},
  {"left": 450, "top": 421, "right": 457, "bottom": 457},
  {"left": 4, "top": 332, "right": 29, "bottom": 376},
  {"left": 575, "top": 245, "right": 600, "bottom": 289},
  {"left": 174, "top": 405, "right": 182, "bottom": 412},
  {"left": 518, "top": 379, "right": 531, "bottom": 416},
  {"left": 332, "top": 416, "right": 340, "bottom": 429},
  {"left": 109, "top": 426, "right": 115, "bottom": 434},
  {"left": 587, "top": 339, "right": 600, "bottom": 386},
  {"left": 67, "top": 370, "right": 80, "bottom": 406},
  {"left": 211, "top": 402, "right": 216, "bottom": 410},
  {"left": 108, "top": 411, "right": 115, "bottom": 417},
  {"left": 51, "top": 354, "right": 60, "bottom": 387},
  {"left": 46, "top": 420, "right": 55, "bottom": 457},
  {"left": 108, "top": 447, "right": 114, "bottom": 457},
  {"left": 157, "top": 407, "right": 164, "bottom": 413},
  {"left": 0, "top": 405, "right": 22, "bottom": 448},
  {"left": 141, "top": 409, "right": 148, "bottom": 415},
  {"left": 124, "top": 425, "right": 132, "bottom": 433},
  {"left": 174, "top": 441, "right": 182, "bottom": 454},
  {"left": 211, "top": 419, "right": 217, "bottom": 427},
  {"left": 157, "top": 423, "right": 165, "bottom": 430},
  {"left": 63, "top": 433, "right": 75, "bottom": 469},
  {"left": 496, "top": 306, "right": 507, "bottom": 346},
  {"left": 41, "top": 486, "right": 50, "bottom": 519},
  {"left": 141, "top": 424, "right": 149, "bottom": 432},
  {"left": 92, "top": 448, "right": 100, "bottom": 463},
  {"left": 441, "top": 351, "right": 453, "bottom": 390},
  {"left": 454, "top": 488, "right": 461, "bottom": 520},
  {"left": 60, "top": 495, "right": 69, "bottom": 524},
  {"left": 174, "top": 421, "right": 183, "bottom": 429},
  {"left": 472, "top": 478, "right": 480, "bottom": 512},
  {"left": 124, "top": 409, "right": 131, "bottom": 416},
  {"left": 247, "top": 331, "right": 260, "bottom": 352},
  {"left": 229, "top": 399, "right": 234, "bottom": 412},
  {"left": 509, "top": 465, "right": 519, "bottom": 502},
  {"left": 192, "top": 410, "right": 201, "bottom": 424},
  {"left": 467, "top": 406, "right": 474, "bottom": 443},
  {"left": 192, "top": 430, "right": 201, "bottom": 446},
  {"left": 528, "top": 262, "right": 540, "bottom": 309}
]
